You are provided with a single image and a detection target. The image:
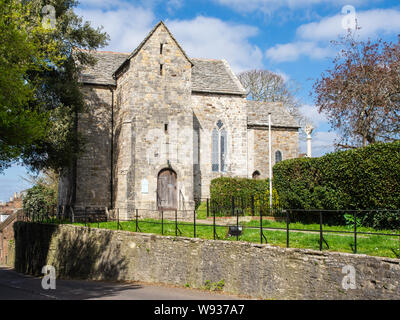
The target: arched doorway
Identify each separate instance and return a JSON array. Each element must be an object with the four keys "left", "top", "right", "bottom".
[{"left": 157, "top": 169, "right": 177, "bottom": 211}]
